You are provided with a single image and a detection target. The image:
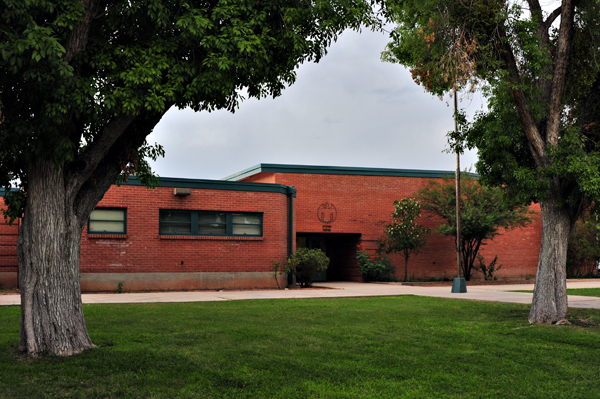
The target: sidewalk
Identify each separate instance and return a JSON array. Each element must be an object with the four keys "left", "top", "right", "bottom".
[{"left": 2, "top": 280, "right": 600, "bottom": 308}]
